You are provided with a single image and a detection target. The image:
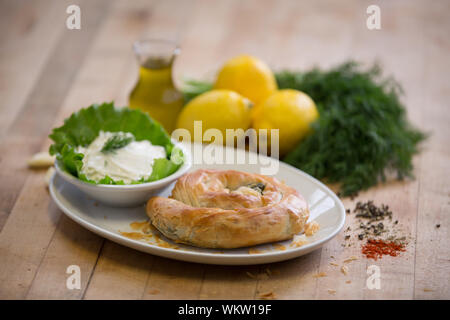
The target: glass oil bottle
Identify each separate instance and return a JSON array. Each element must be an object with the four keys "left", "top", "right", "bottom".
[{"left": 129, "top": 39, "right": 184, "bottom": 133}]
